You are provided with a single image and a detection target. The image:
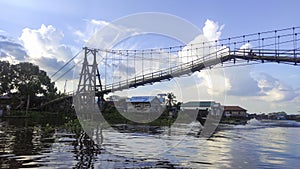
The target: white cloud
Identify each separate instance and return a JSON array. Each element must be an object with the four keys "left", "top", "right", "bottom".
[
  {"left": 19, "top": 24, "right": 74, "bottom": 78},
  {"left": 225, "top": 66, "right": 260, "bottom": 96},
  {"left": 20, "top": 24, "right": 72, "bottom": 61},
  {"left": 240, "top": 42, "right": 252, "bottom": 50},
  {"left": 196, "top": 68, "right": 231, "bottom": 96},
  {"left": 255, "top": 73, "right": 298, "bottom": 102},
  {"left": 0, "top": 34, "right": 27, "bottom": 62},
  {"left": 178, "top": 19, "right": 225, "bottom": 63},
  {"left": 90, "top": 19, "right": 109, "bottom": 26},
  {"left": 73, "top": 19, "right": 111, "bottom": 44},
  {"left": 203, "top": 19, "right": 224, "bottom": 42},
  {"left": 177, "top": 19, "right": 229, "bottom": 97}
]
